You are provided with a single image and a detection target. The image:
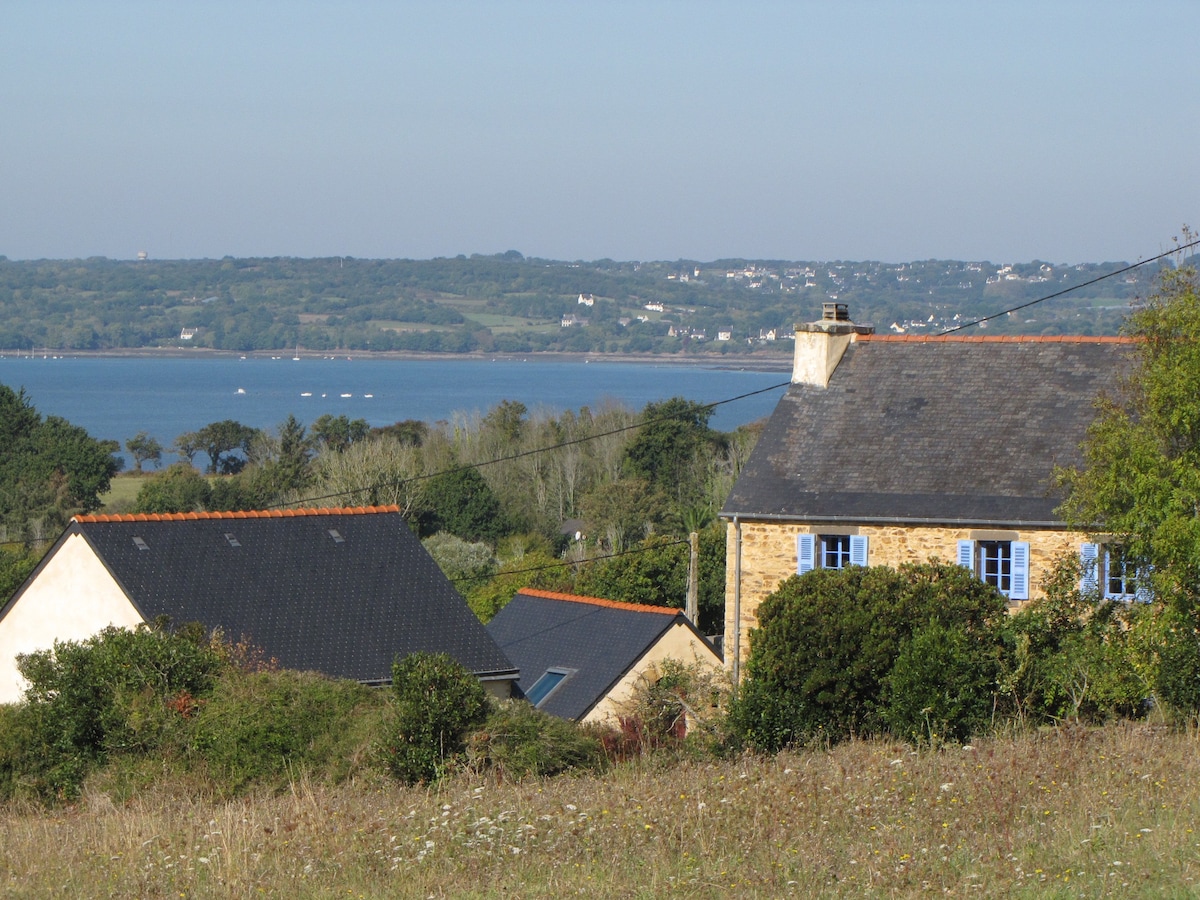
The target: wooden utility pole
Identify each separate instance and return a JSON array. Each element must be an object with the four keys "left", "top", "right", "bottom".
[{"left": 686, "top": 531, "right": 699, "bottom": 624}]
